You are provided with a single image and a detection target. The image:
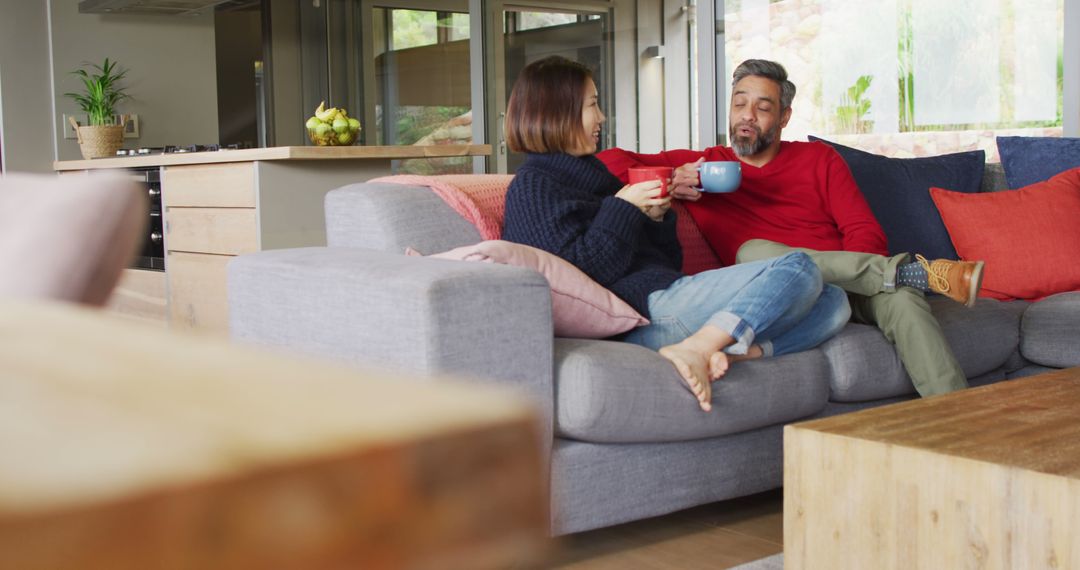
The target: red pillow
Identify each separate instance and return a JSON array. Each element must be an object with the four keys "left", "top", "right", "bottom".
[{"left": 930, "top": 167, "right": 1080, "bottom": 301}]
